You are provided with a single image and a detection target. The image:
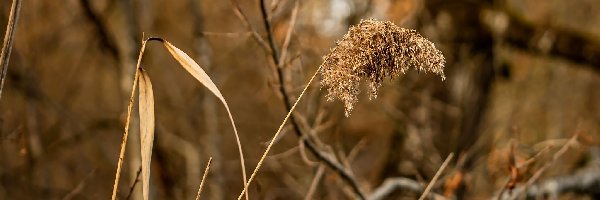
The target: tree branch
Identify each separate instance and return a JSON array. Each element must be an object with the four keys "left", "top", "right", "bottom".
[
  {"left": 78, "top": 0, "right": 119, "bottom": 61},
  {"left": 367, "top": 177, "right": 446, "bottom": 200},
  {"left": 494, "top": 8, "right": 600, "bottom": 69}
]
